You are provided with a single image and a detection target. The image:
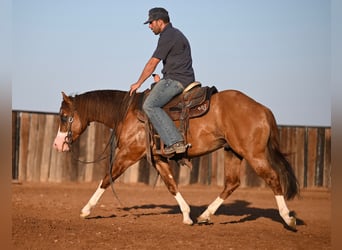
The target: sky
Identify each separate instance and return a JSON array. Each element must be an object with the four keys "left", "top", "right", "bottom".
[{"left": 12, "top": 0, "right": 331, "bottom": 126}]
